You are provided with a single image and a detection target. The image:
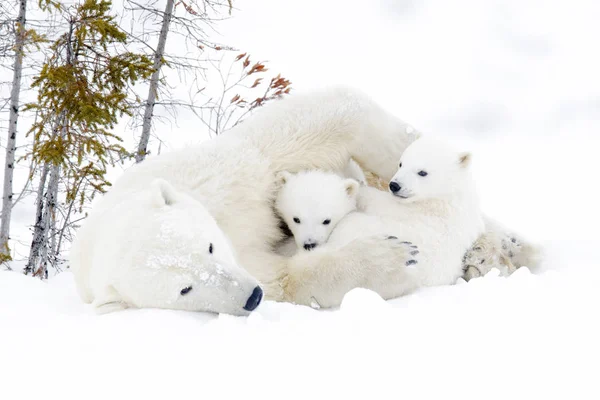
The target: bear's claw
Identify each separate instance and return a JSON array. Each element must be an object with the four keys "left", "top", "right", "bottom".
[
  {"left": 501, "top": 235, "right": 522, "bottom": 258},
  {"left": 353, "top": 234, "right": 421, "bottom": 274},
  {"left": 381, "top": 235, "right": 420, "bottom": 269}
]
